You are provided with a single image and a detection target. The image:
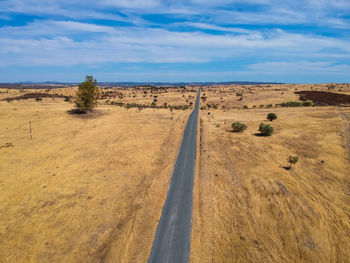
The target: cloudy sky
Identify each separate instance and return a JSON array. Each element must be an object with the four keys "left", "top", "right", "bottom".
[{"left": 0, "top": 0, "right": 349, "bottom": 83}]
